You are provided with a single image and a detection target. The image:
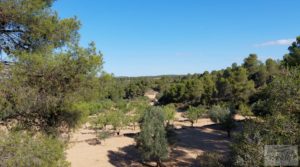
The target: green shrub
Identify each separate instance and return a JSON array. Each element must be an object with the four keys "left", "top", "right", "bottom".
[
  {"left": 163, "top": 104, "right": 176, "bottom": 124},
  {"left": 208, "top": 105, "right": 235, "bottom": 137},
  {"left": 196, "top": 152, "right": 224, "bottom": 167},
  {"left": 231, "top": 114, "right": 299, "bottom": 167},
  {"left": 0, "top": 131, "right": 69, "bottom": 167},
  {"left": 97, "top": 131, "right": 111, "bottom": 142},
  {"left": 238, "top": 103, "right": 253, "bottom": 116}
]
